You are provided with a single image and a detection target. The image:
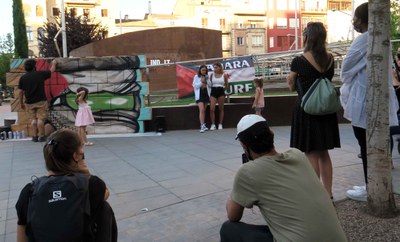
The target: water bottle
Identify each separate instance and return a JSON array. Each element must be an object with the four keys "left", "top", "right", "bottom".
[
  {"left": 1, "top": 131, "right": 6, "bottom": 140},
  {"left": 13, "top": 131, "right": 17, "bottom": 139},
  {"left": 16, "top": 131, "right": 20, "bottom": 139},
  {"left": 8, "top": 131, "right": 12, "bottom": 139},
  {"left": 21, "top": 130, "right": 26, "bottom": 139}
]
